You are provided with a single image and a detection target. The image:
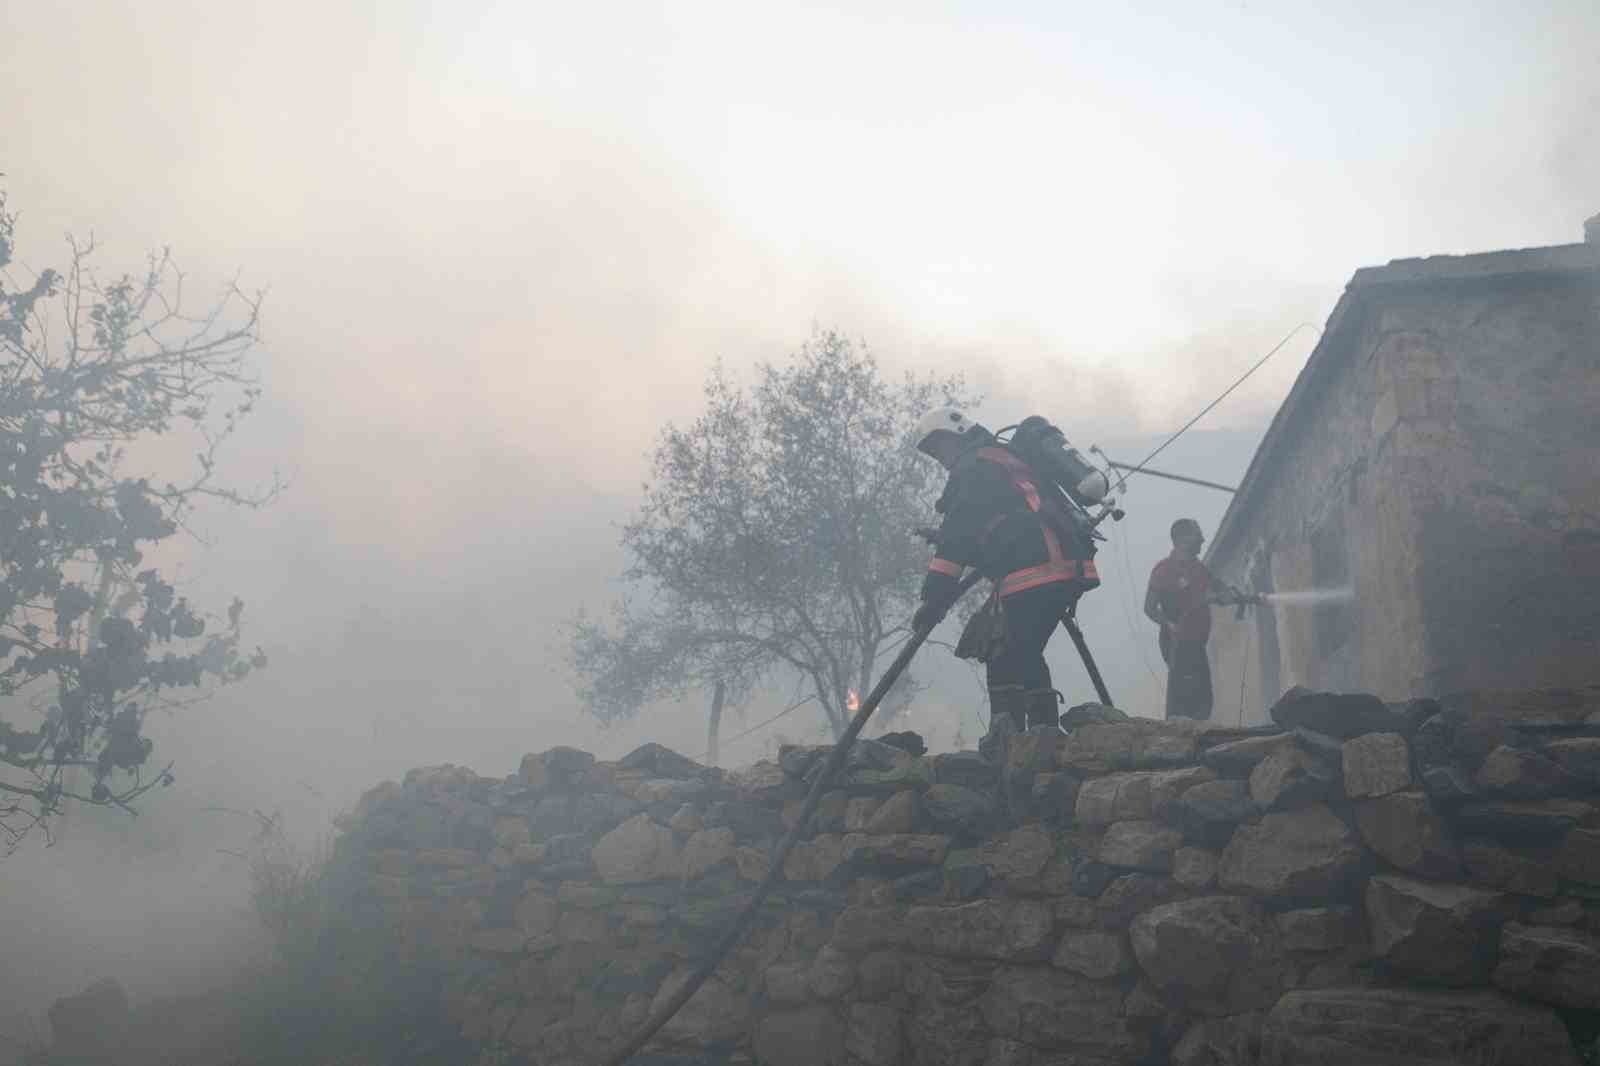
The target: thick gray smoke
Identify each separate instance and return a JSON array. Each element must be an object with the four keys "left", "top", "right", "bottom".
[{"left": 0, "top": 0, "right": 1595, "bottom": 1033}]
